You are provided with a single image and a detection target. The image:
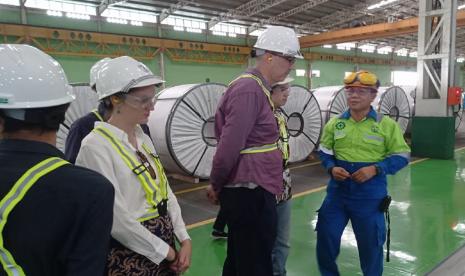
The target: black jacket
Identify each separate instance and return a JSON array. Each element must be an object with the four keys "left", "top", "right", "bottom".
[{"left": 0, "top": 139, "right": 114, "bottom": 276}]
